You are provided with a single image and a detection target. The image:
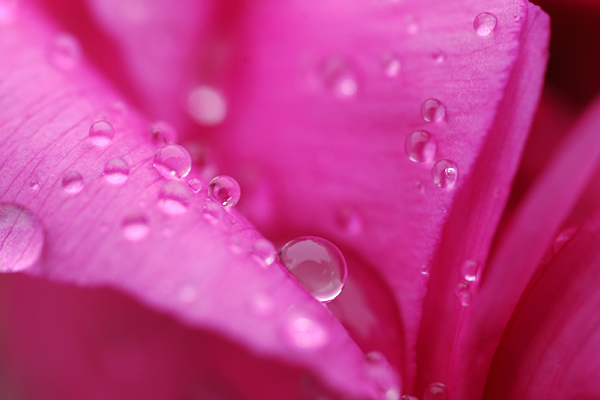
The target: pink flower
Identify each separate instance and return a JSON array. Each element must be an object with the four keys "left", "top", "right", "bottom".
[{"left": 1, "top": 0, "right": 598, "bottom": 399}]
